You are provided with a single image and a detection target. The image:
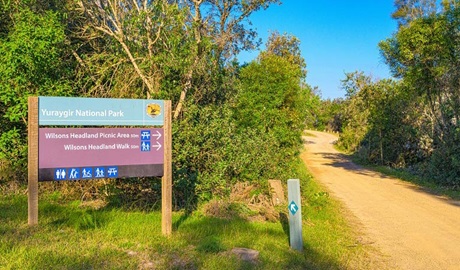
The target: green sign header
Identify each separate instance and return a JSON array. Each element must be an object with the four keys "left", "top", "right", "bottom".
[{"left": 38, "top": 97, "right": 164, "bottom": 126}]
